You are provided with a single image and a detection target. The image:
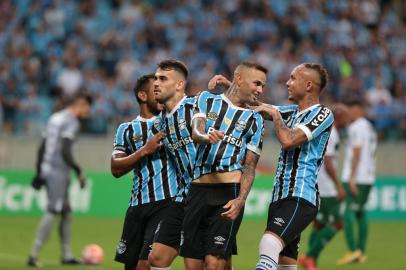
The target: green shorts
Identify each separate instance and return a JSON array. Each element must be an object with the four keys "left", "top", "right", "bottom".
[
  {"left": 315, "top": 197, "right": 343, "bottom": 225},
  {"left": 343, "top": 183, "right": 372, "bottom": 212}
]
